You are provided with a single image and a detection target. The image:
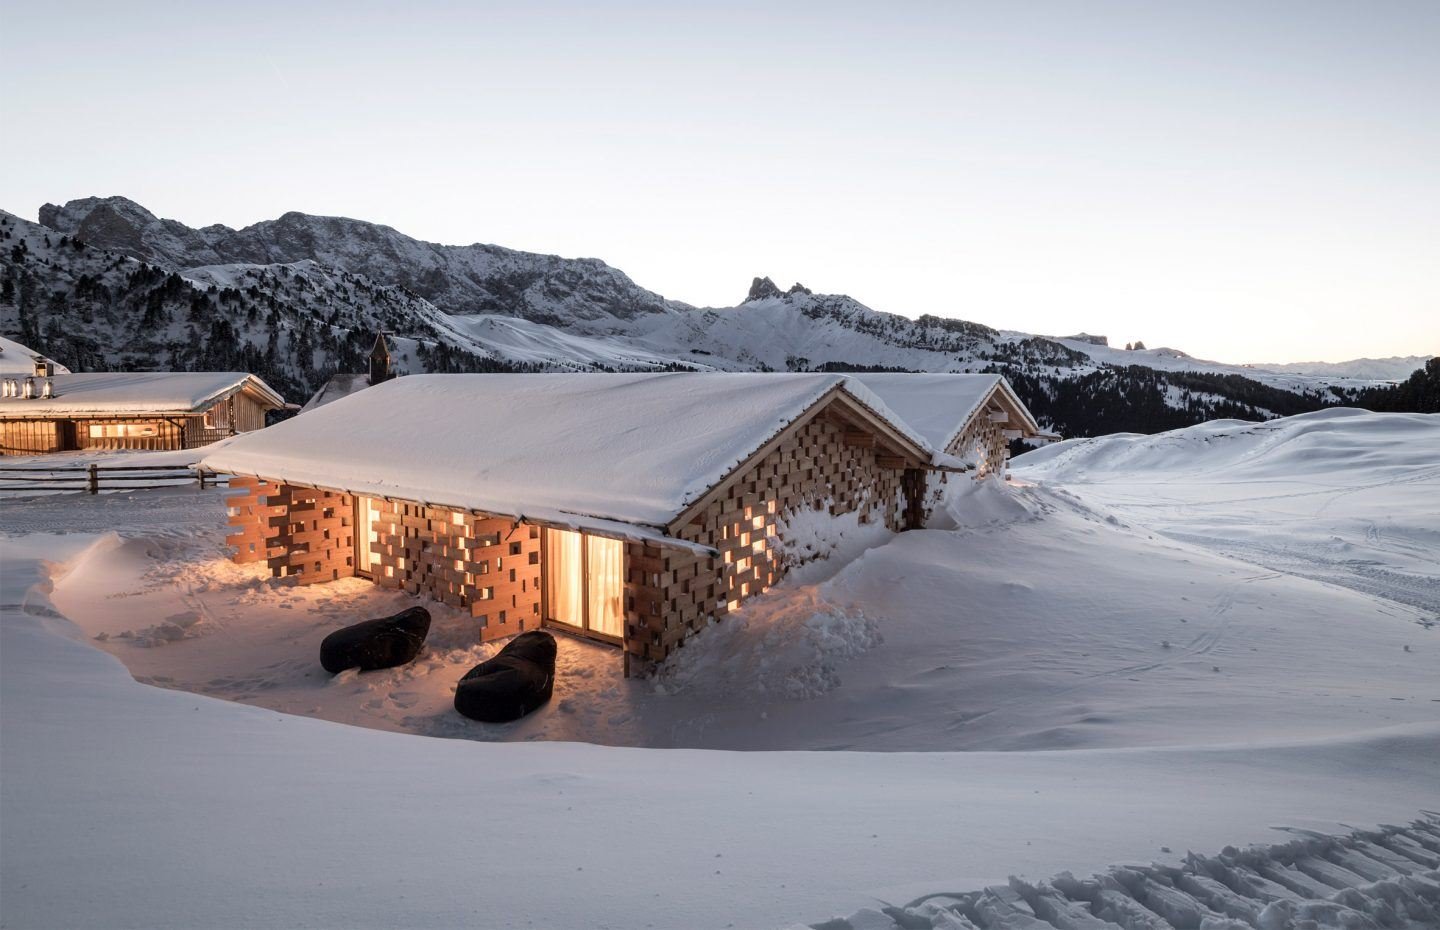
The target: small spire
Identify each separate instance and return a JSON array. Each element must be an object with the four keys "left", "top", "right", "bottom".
[{"left": 369, "top": 331, "right": 394, "bottom": 385}]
